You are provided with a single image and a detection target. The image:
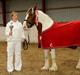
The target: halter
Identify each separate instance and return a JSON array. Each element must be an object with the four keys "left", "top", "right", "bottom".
[
  {"left": 23, "top": 8, "right": 33, "bottom": 50},
  {"left": 24, "top": 8, "right": 43, "bottom": 48},
  {"left": 24, "top": 19, "right": 33, "bottom": 26}
]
